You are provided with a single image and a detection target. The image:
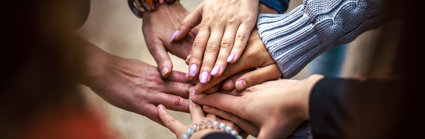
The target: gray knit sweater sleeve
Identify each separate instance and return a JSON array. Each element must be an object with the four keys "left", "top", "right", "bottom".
[{"left": 257, "top": 0, "right": 384, "bottom": 78}]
